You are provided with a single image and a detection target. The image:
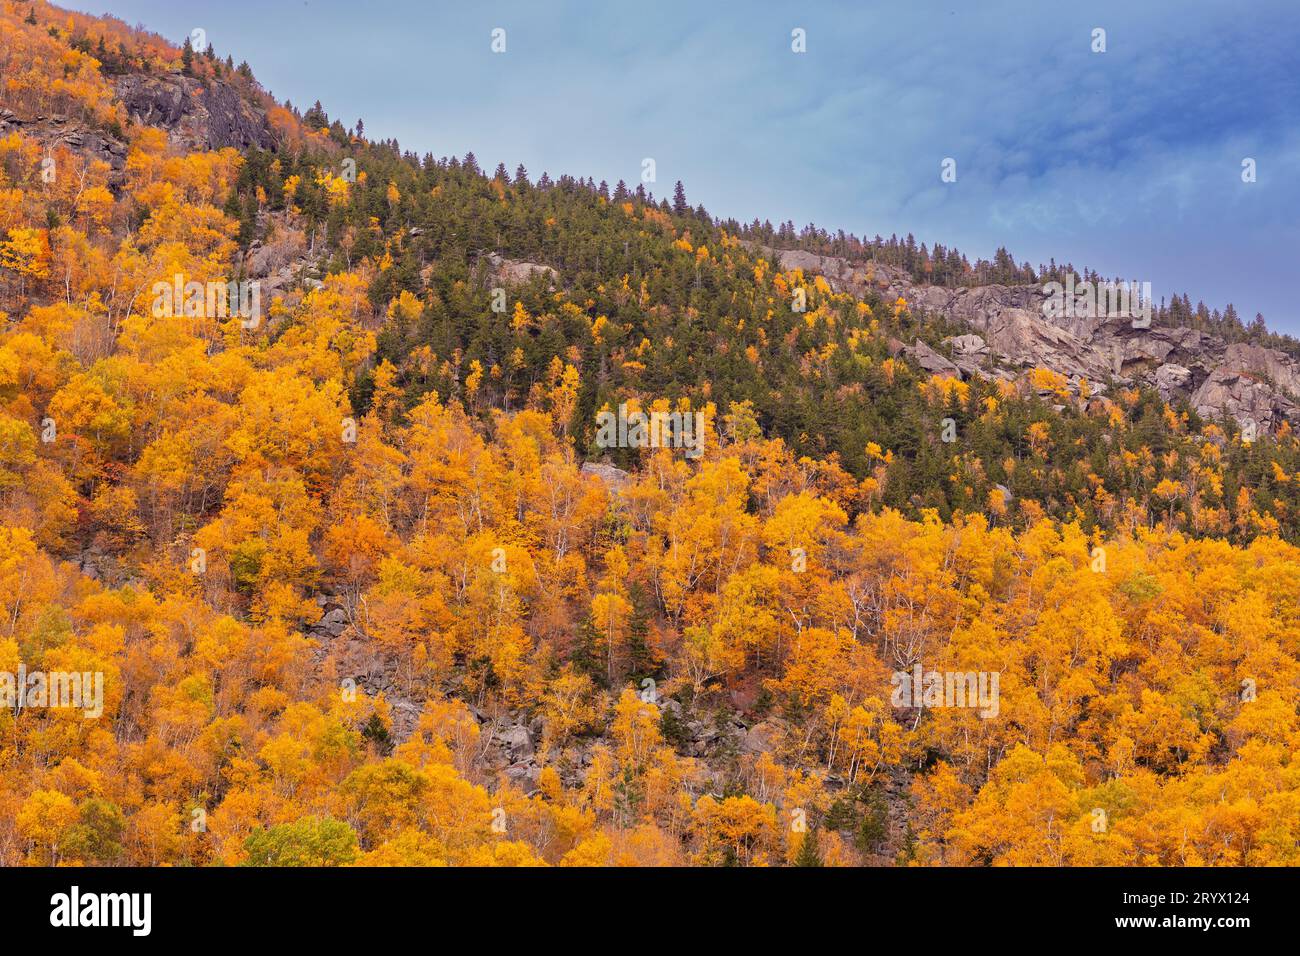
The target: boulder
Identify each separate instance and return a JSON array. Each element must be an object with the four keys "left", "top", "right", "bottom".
[
  {"left": 498, "top": 723, "right": 535, "bottom": 760},
  {"left": 581, "top": 461, "right": 632, "bottom": 491},
  {"left": 739, "top": 718, "right": 787, "bottom": 755},
  {"left": 314, "top": 606, "right": 349, "bottom": 637},
  {"left": 904, "top": 339, "right": 962, "bottom": 378},
  {"left": 483, "top": 252, "right": 558, "bottom": 287},
  {"left": 503, "top": 760, "right": 542, "bottom": 793},
  {"left": 946, "top": 333, "right": 989, "bottom": 357}
]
